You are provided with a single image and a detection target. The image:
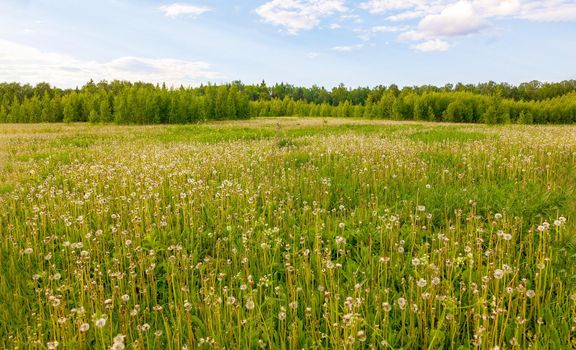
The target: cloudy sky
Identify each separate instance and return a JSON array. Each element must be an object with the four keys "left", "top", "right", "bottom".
[{"left": 1, "top": 0, "right": 575, "bottom": 88}]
